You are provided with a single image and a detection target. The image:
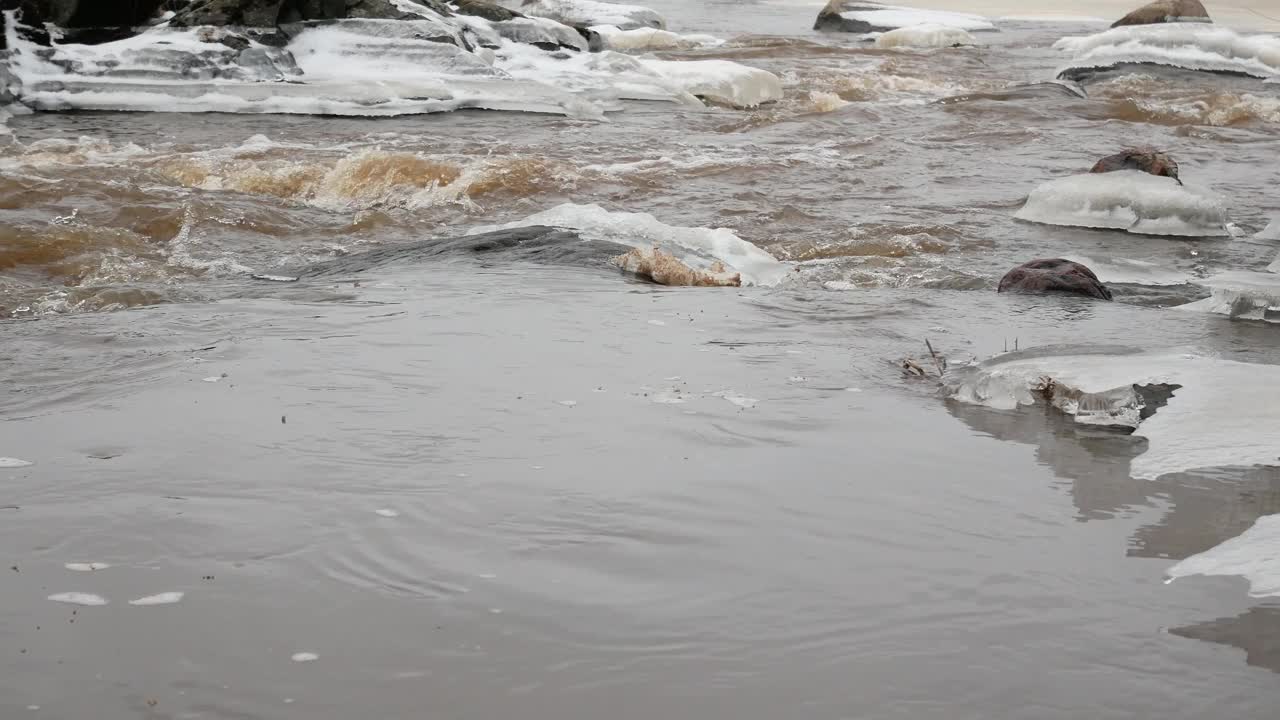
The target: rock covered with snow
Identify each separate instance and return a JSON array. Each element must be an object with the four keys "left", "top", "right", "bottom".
[
  {"left": 1111, "top": 0, "right": 1210, "bottom": 29},
  {"left": 1054, "top": 24, "right": 1280, "bottom": 80},
  {"left": 997, "top": 258, "right": 1113, "bottom": 300},
  {"left": 1014, "top": 170, "right": 1229, "bottom": 237},
  {"left": 814, "top": 2, "right": 994, "bottom": 34}
]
